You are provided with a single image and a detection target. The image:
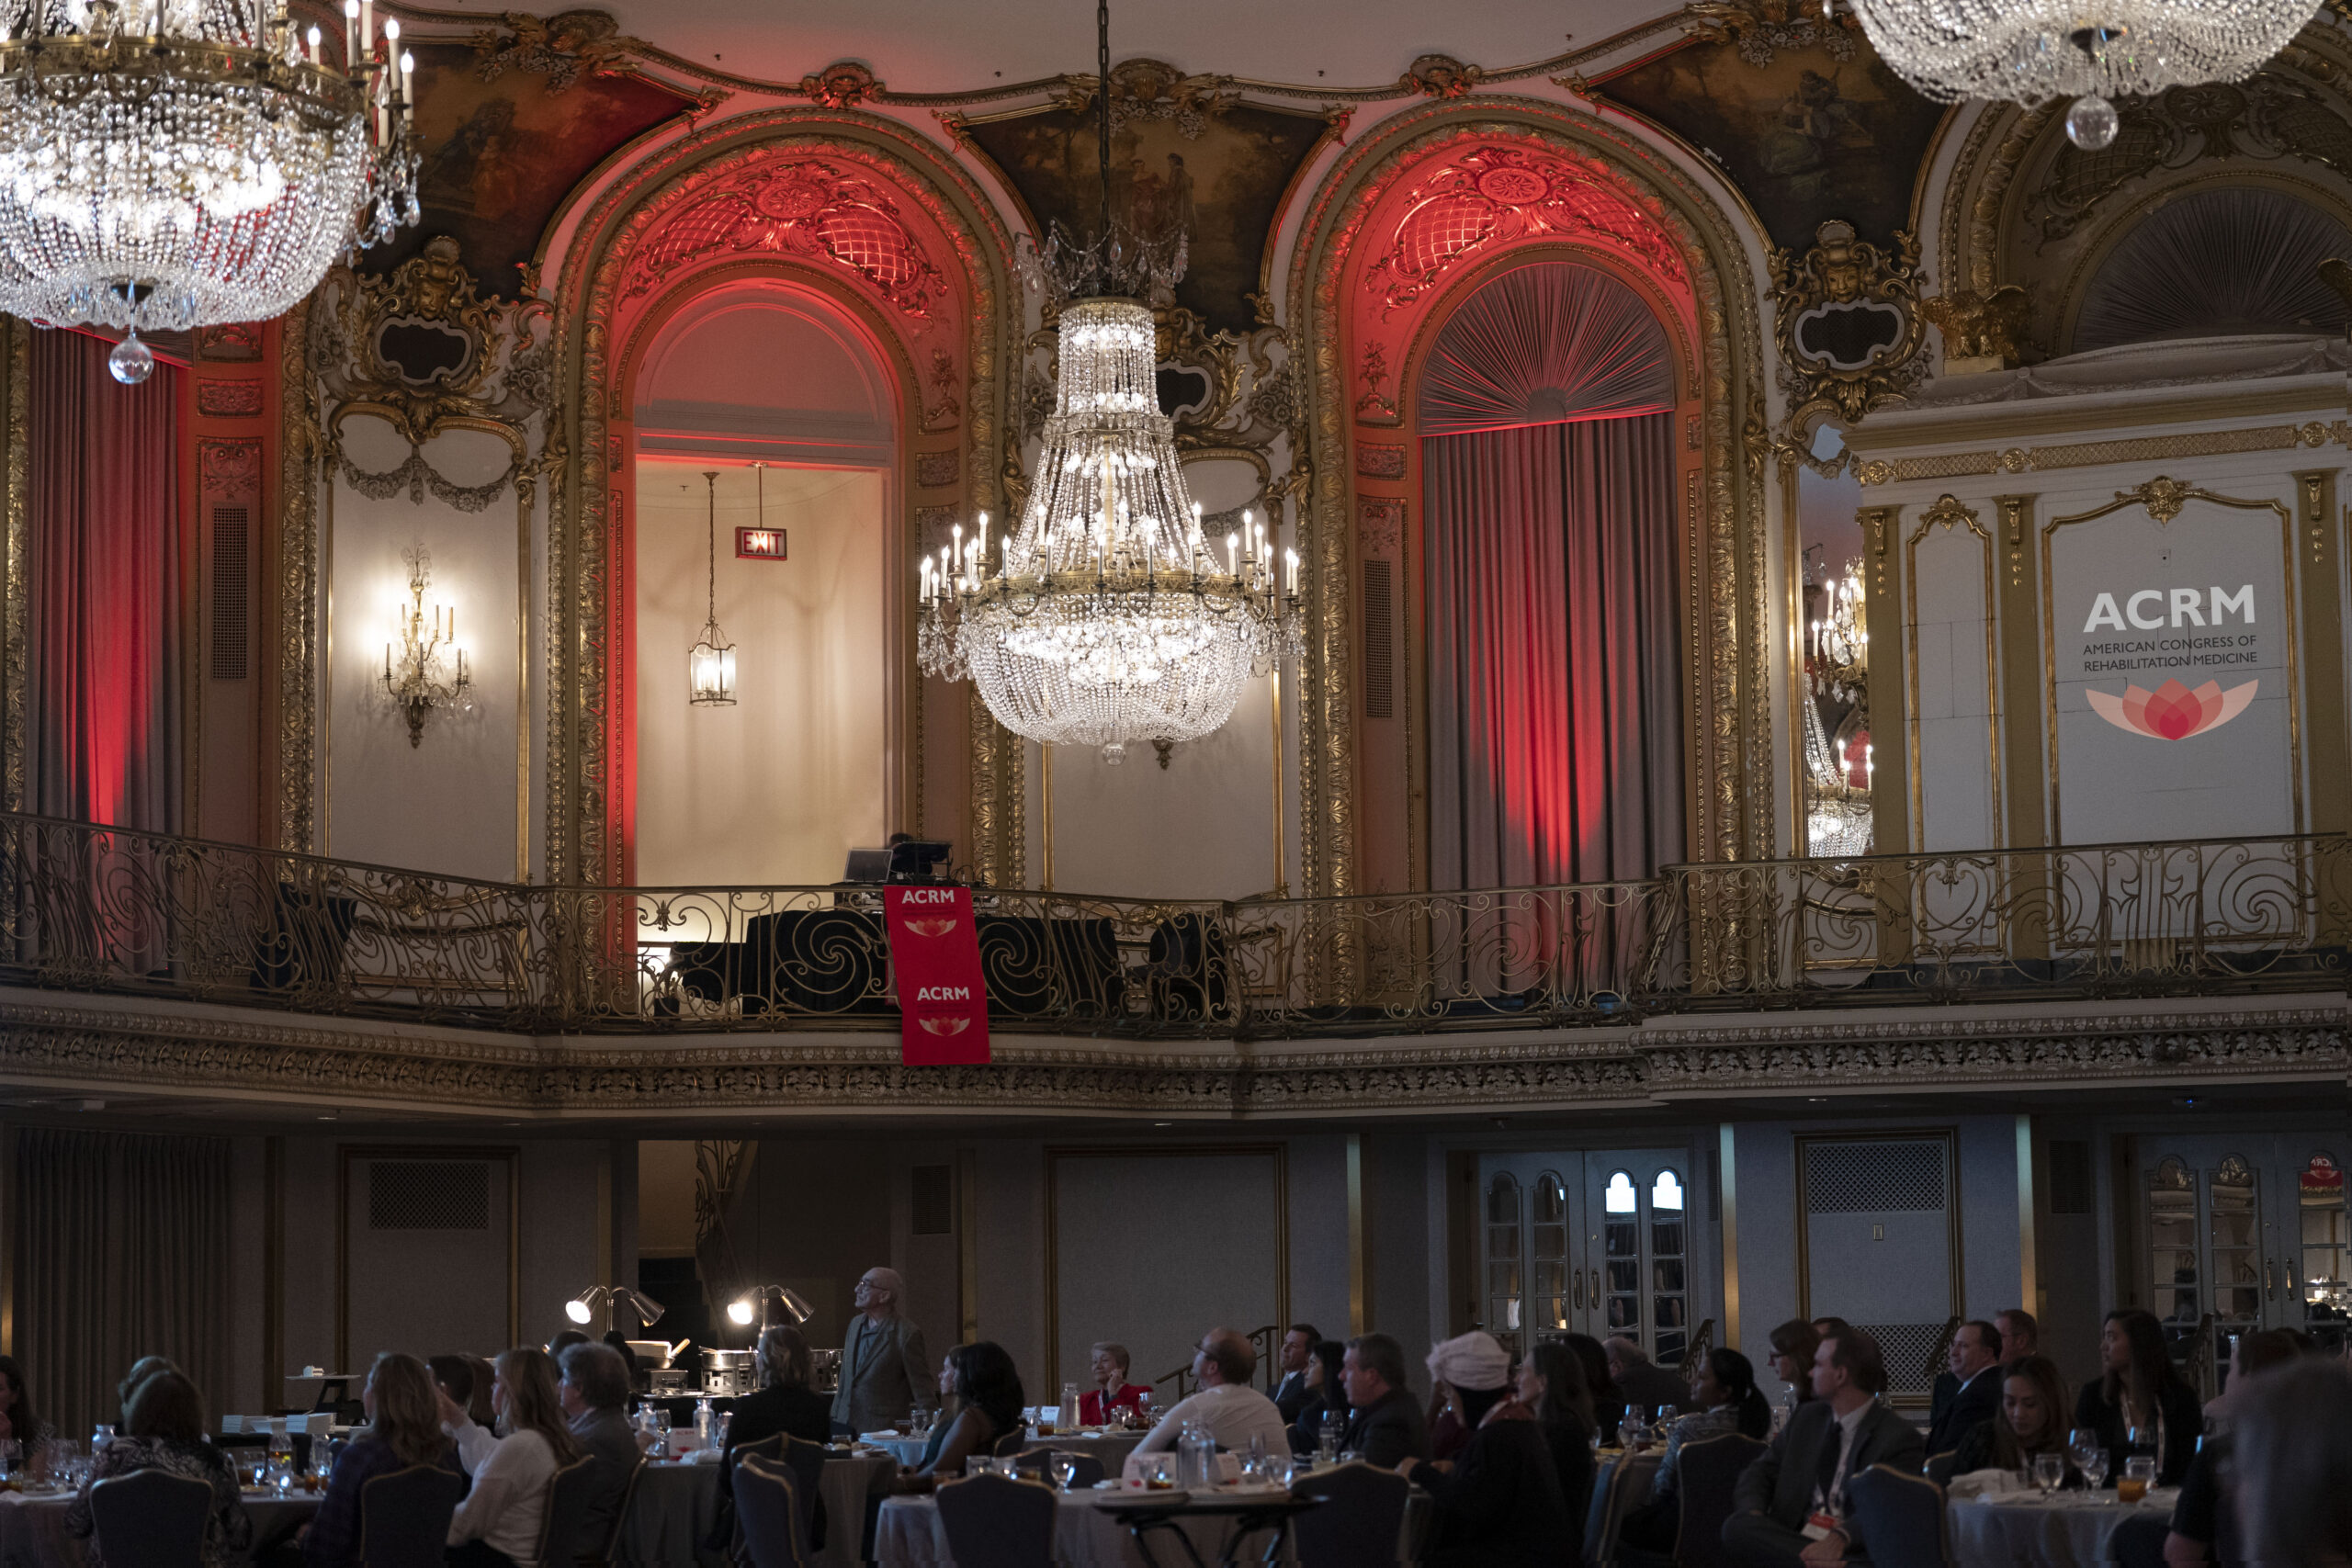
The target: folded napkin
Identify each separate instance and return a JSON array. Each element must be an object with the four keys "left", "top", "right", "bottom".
[{"left": 1948, "top": 1469, "right": 2030, "bottom": 1502}]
